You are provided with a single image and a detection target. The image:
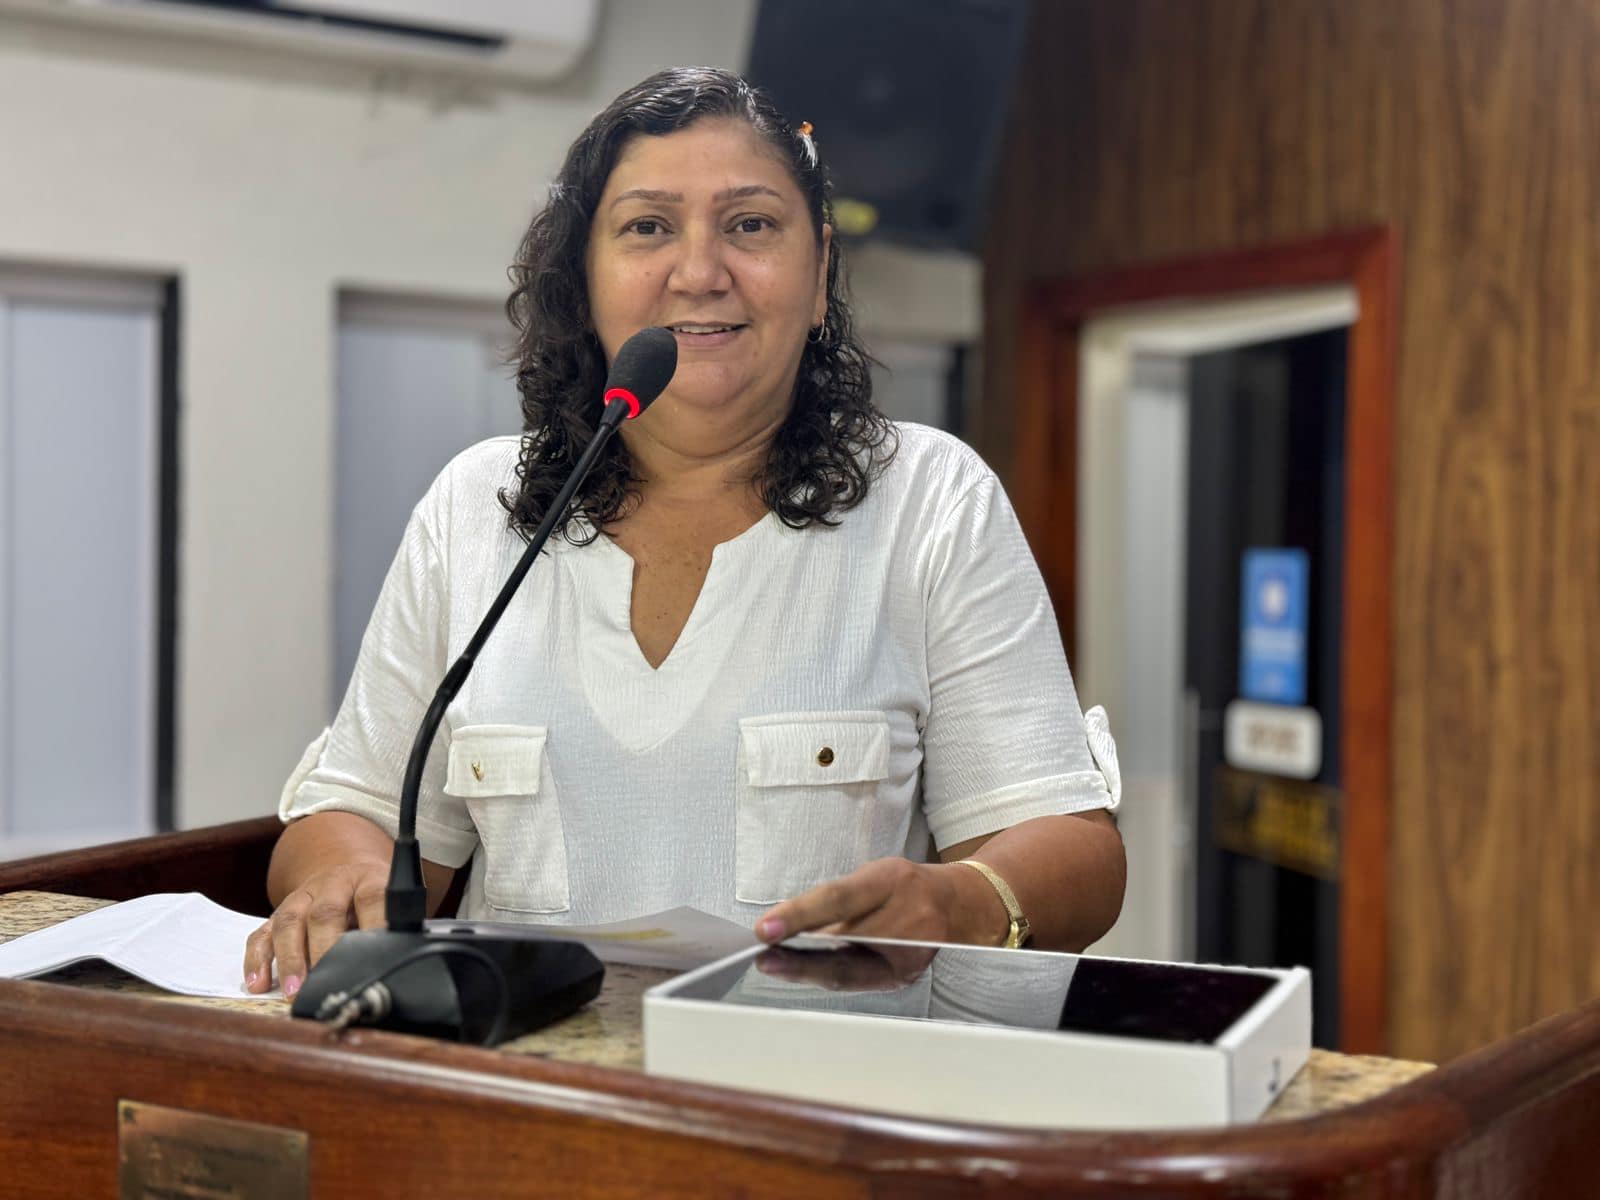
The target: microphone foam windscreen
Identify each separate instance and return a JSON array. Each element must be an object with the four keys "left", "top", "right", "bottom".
[{"left": 607, "top": 327, "right": 679, "bottom": 413}]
